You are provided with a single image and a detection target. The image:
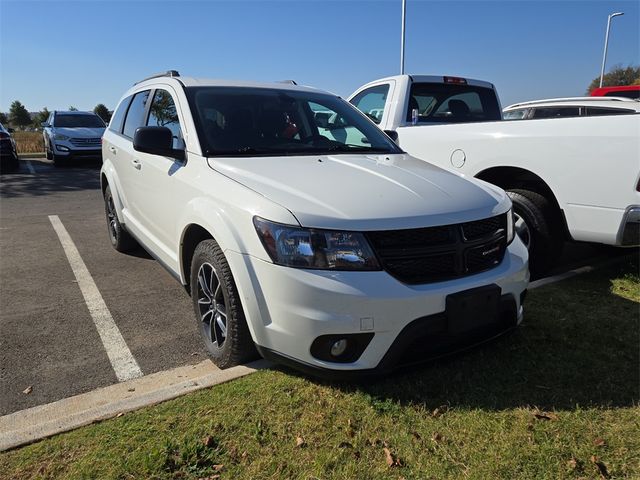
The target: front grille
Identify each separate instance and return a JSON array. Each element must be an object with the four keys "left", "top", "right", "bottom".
[
  {"left": 69, "top": 137, "right": 101, "bottom": 147},
  {"left": 367, "top": 214, "right": 508, "bottom": 284}
]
